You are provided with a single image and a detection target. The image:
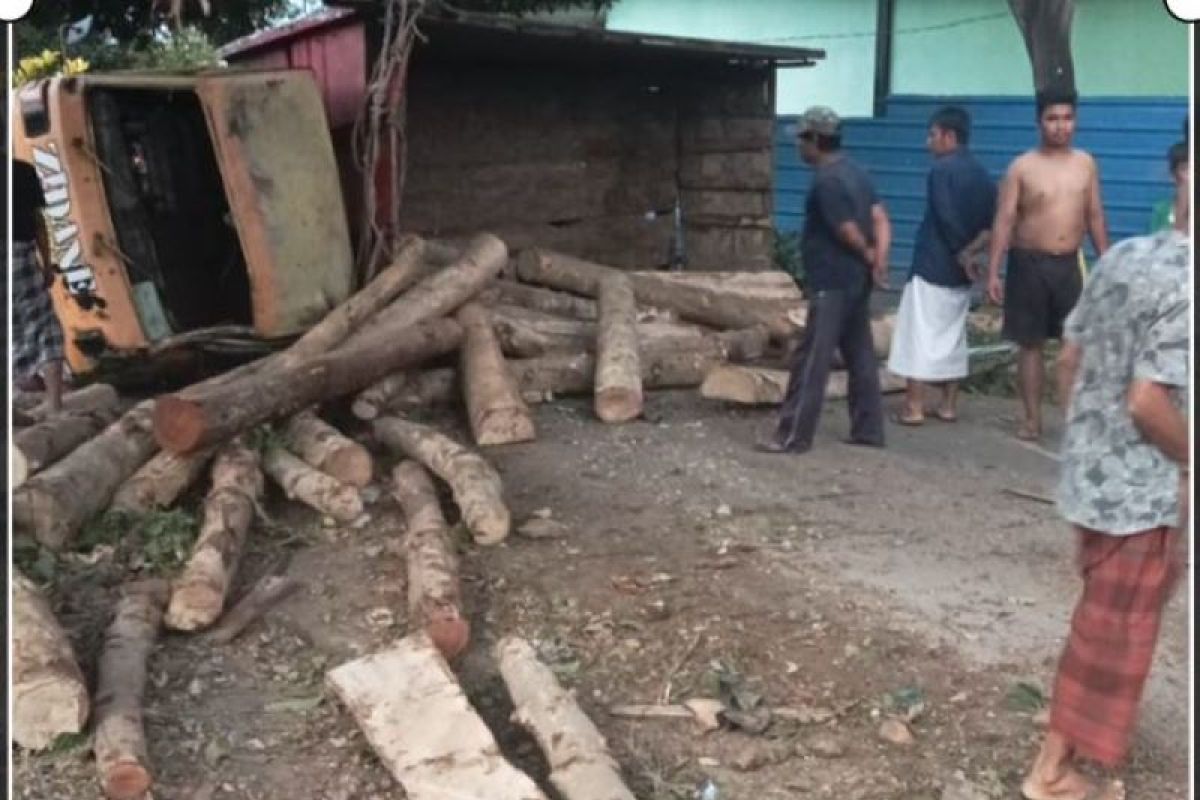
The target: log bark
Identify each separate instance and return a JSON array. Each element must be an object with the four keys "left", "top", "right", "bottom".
[
  {"left": 12, "top": 401, "right": 157, "bottom": 550},
  {"left": 26, "top": 383, "right": 121, "bottom": 422},
  {"left": 110, "top": 447, "right": 216, "bottom": 514},
  {"left": 15, "top": 406, "right": 121, "bottom": 477},
  {"left": 153, "top": 317, "right": 463, "bottom": 455},
  {"left": 352, "top": 233, "right": 508, "bottom": 343},
  {"left": 93, "top": 579, "right": 169, "bottom": 800},
  {"left": 276, "top": 236, "right": 435, "bottom": 368},
  {"left": 511, "top": 342, "right": 724, "bottom": 403},
  {"left": 594, "top": 274, "right": 642, "bottom": 423},
  {"left": 282, "top": 411, "right": 374, "bottom": 487},
  {"left": 481, "top": 279, "right": 597, "bottom": 319},
  {"left": 326, "top": 633, "right": 548, "bottom": 800},
  {"left": 699, "top": 365, "right": 907, "bottom": 405},
  {"left": 374, "top": 417, "right": 510, "bottom": 545},
  {"left": 497, "top": 636, "right": 636, "bottom": 800},
  {"left": 490, "top": 304, "right": 712, "bottom": 359},
  {"left": 391, "top": 461, "right": 469, "bottom": 659},
  {"left": 351, "top": 372, "right": 413, "bottom": 421},
  {"left": 12, "top": 572, "right": 89, "bottom": 751},
  {"left": 631, "top": 269, "right": 803, "bottom": 305},
  {"left": 206, "top": 575, "right": 303, "bottom": 645},
  {"left": 356, "top": 369, "right": 460, "bottom": 417},
  {"left": 263, "top": 446, "right": 364, "bottom": 523},
  {"left": 165, "top": 440, "right": 263, "bottom": 631},
  {"left": 456, "top": 303, "right": 536, "bottom": 446},
  {"left": 516, "top": 248, "right": 796, "bottom": 339}
]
